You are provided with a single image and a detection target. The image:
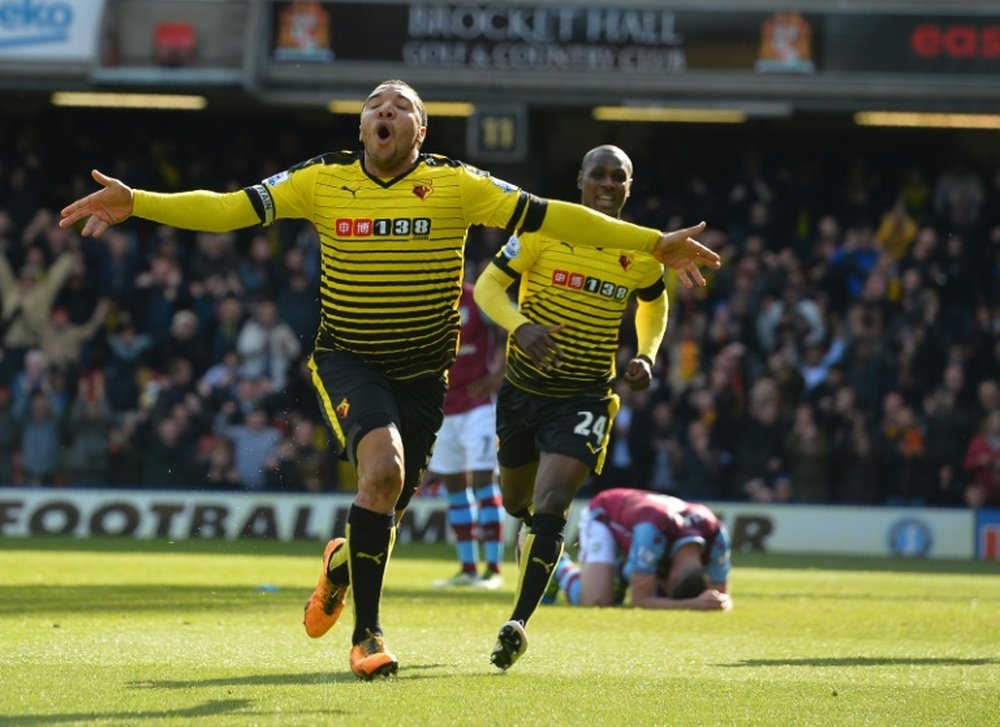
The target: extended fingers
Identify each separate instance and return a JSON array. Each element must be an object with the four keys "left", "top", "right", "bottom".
[
  {"left": 691, "top": 240, "right": 722, "bottom": 267},
  {"left": 81, "top": 215, "right": 108, "bottom": 238}
]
